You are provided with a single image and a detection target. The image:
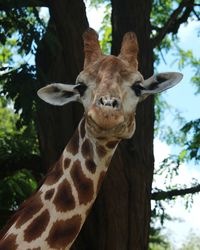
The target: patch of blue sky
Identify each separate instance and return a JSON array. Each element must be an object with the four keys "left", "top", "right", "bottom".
[{"left": 158, "top": 21, "right": 200, "bottom": 122}]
